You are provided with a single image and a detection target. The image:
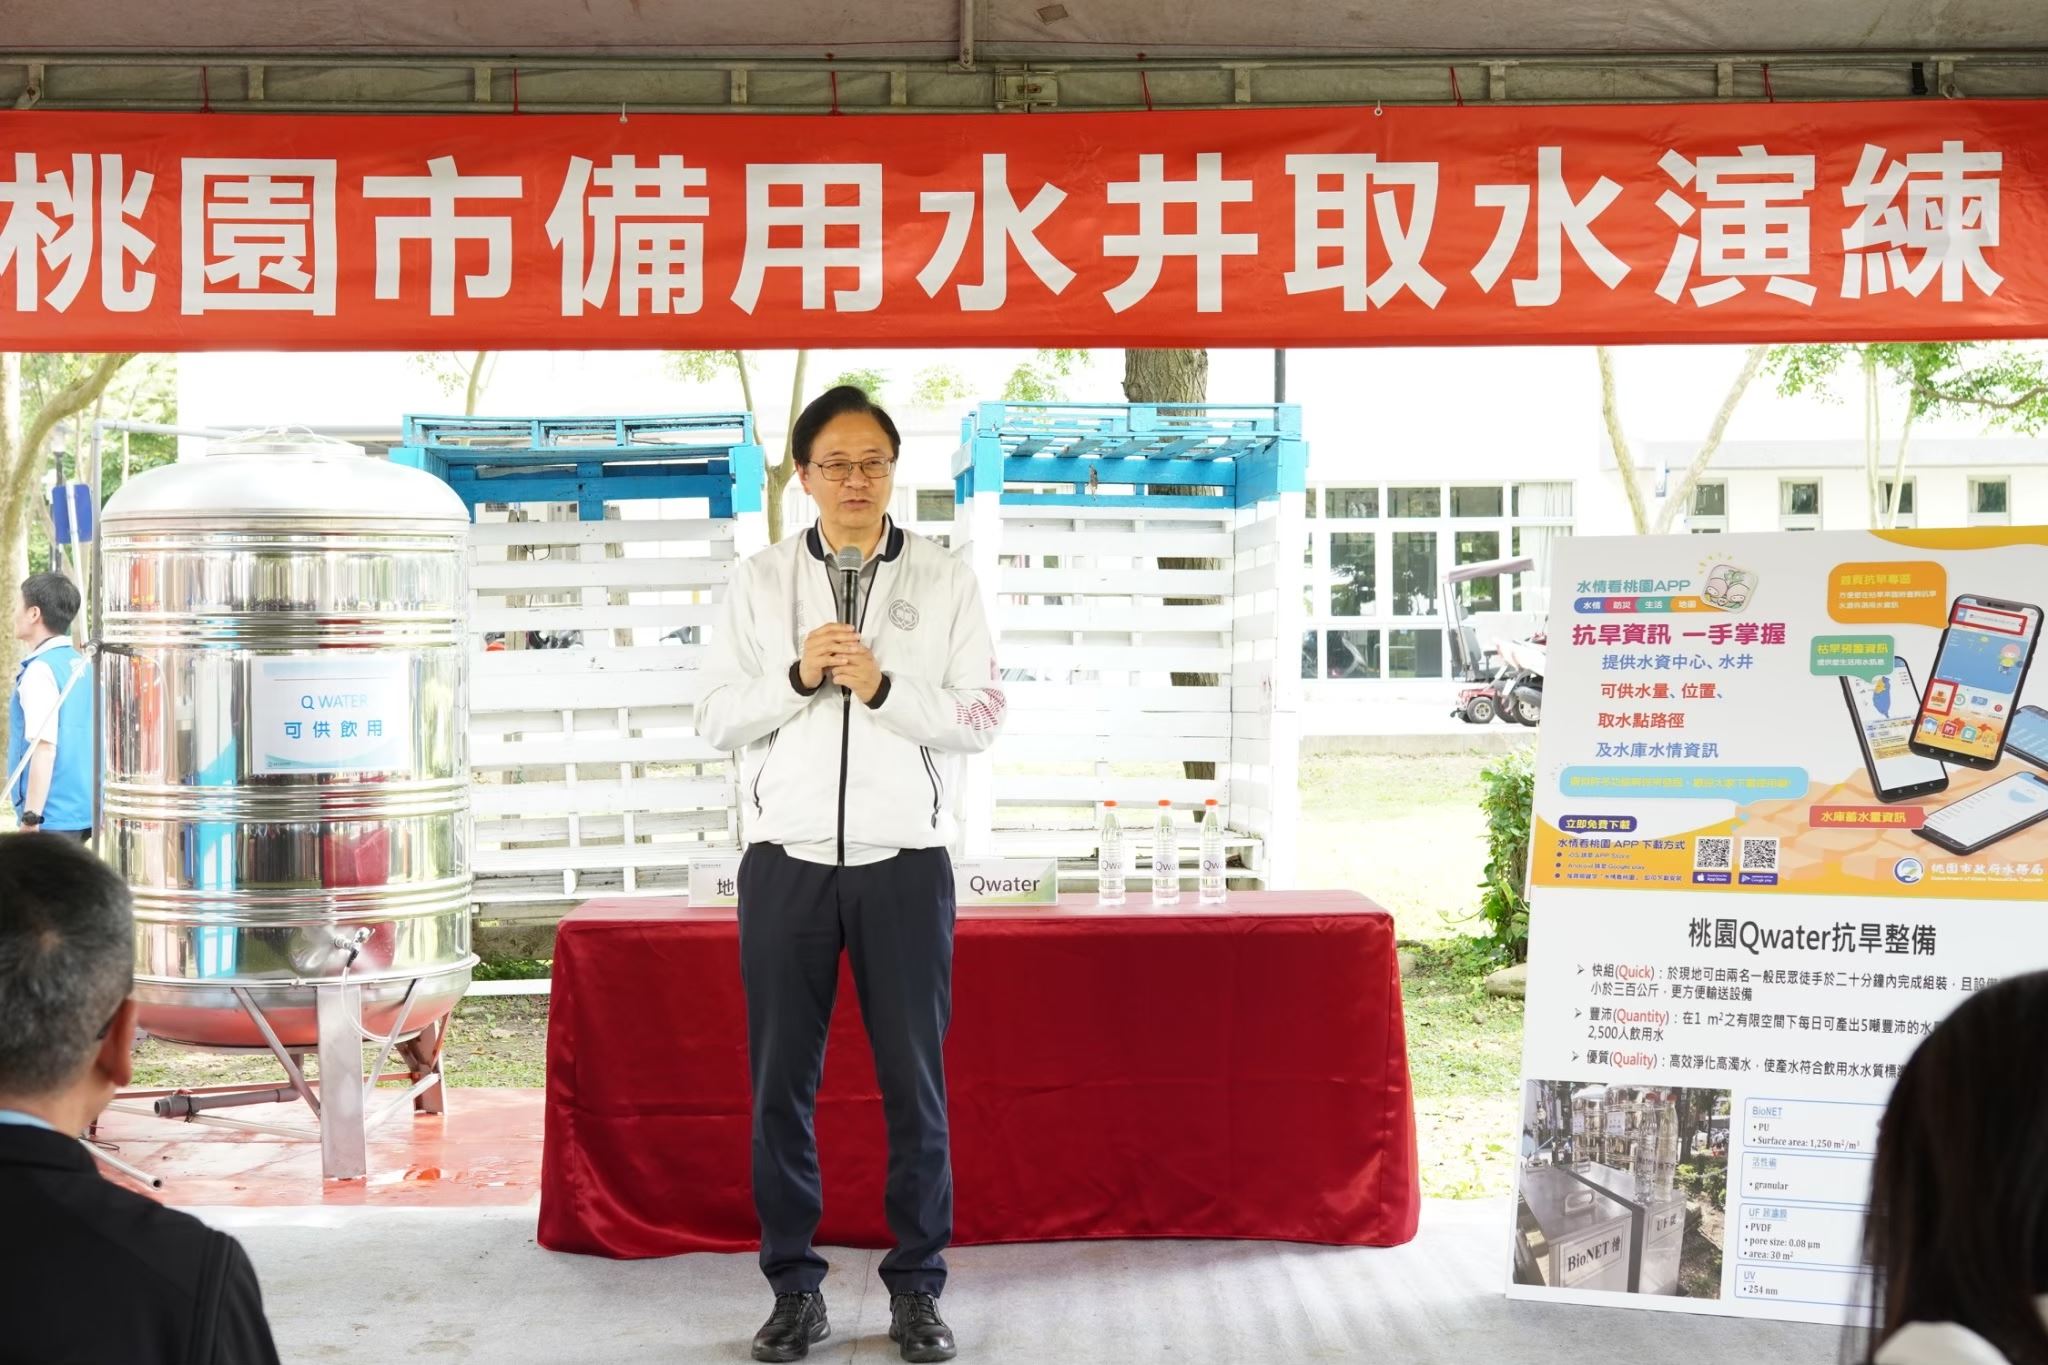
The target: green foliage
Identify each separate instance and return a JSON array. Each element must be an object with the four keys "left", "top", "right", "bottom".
[
  {"left": 1400, "top": 938, "right": 1525, "bottom": 1098},
  {"left": 665, "top": 350, "right": 743, "bottom": 386},
  {"left": 1699, "top": 1162, "right": 1727, "bottom": 1210},
  {"left": 1767, "top": 341, "right": 2048, "bottom": 433},
  {"left": 827, "top": 367, "right": 889, "bottom": 401},
  {"left": 911, "top": 364, "right": 973, "bottom": 411},
  {"left": 1674, "top": 1159, "right": 1728, "bottom": 1210},
  {"left": 472, "top": 955, "right": 552, "bottom": 981},
  {"left": 28, "top": 355, "right": 175, "bottom": 576},
  {"left": 409, "top": 351, "right": 496, "bottom": 411},
  {"left": 1002, "top": 348, "right": 1089, "bottom": 402},
  {"left": 1472, "top": 750, "right": 1534, "bottom": 962},
  {"left": 1764, "top": 342, "right": 1854, "bottom": 403}
]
